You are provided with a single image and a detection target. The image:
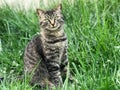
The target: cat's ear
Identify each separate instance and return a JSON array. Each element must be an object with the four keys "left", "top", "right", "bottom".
[
  {"left": 56, "top": 4, "right": 62, "bottom": 12},
  {"left": 36, "top": 9, "right": 45, "bottom": 17},
  {"left": 54, "top": 4, "right": 62, "bottom": 15}
]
